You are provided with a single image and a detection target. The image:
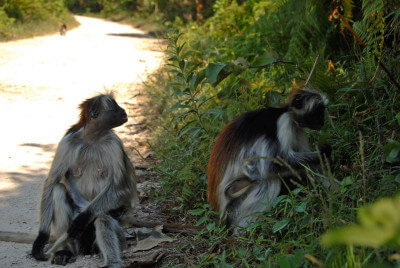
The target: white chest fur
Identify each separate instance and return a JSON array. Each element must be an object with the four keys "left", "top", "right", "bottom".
[{"left": 71, "top": 137, "right": 123, "bottom": 201}]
